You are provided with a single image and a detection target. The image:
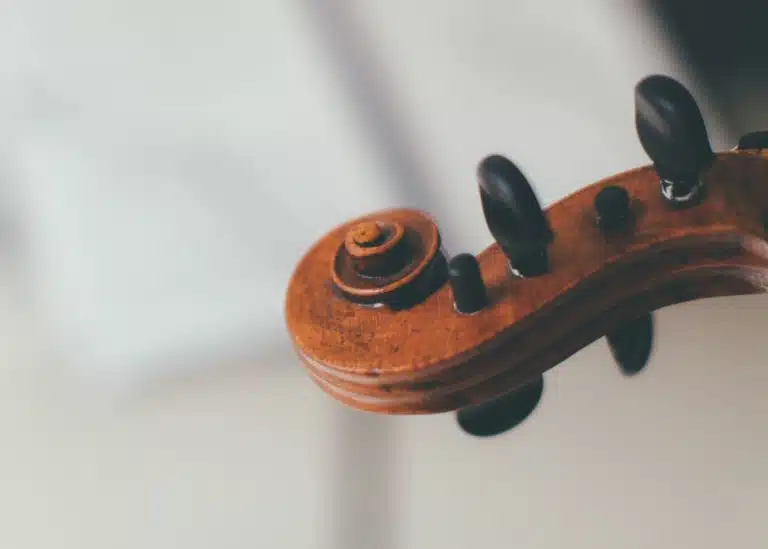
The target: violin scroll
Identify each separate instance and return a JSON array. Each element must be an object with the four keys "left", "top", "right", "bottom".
[
  {"left": 285, "top": 74, "right": 768, "bottom": 437},
  {"left": 327, "top": 209, "right": 448, "bottom": 310}
]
